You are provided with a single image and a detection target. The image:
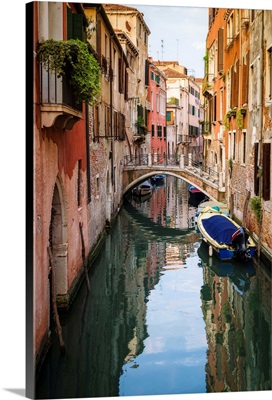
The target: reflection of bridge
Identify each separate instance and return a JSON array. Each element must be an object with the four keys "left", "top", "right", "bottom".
[
  {"left": 123, "top": 154, "right": 226, "bottom": 202},
  {"left": 123, "top": 200, "right": 197, "bottom": 237}
]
